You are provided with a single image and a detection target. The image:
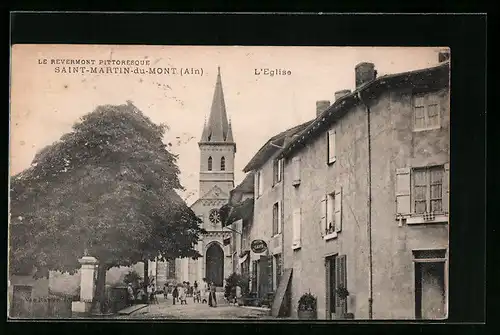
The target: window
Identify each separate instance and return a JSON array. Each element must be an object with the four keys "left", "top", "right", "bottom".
[
  {"left": 208, "top": 156, "right": 213, "bottom": 171},
  {"left": 273, "top": 202, "right": 280, "bottom": 235},
  {"left": 396, "top": 164, "right": 449, "bottom": 223},
  {"left": 292, "top": 157, "right": 301, "bottom": 186},
  {"left": 223, "top": 237, "right": 231, "bottom": 246},
  {"left": 413, "top": 94, "right": 441, "bottom": 131},
  {"left": 326, "top": 193, "right": 336, "bottom": 234},
  {"left": 221, "top": 157, "right": 226, "bottom": 171},
  {"left": 327, "top": 129, "right": 336, "bottom": 164},
  {"left": 273, "top": 159, "right": 283, "bottom": 185},
  {"left": 413, "top": 166, "right": 444, "bottom": 214},
  {"left": 292, "top": 208, "right": 302, "bottom": 249},
  {"left": 321, "top": 188, "right": 342, "bottom": 239},
  {"left": 255, "top": 170, "right": 264, "bottom": 197}
]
